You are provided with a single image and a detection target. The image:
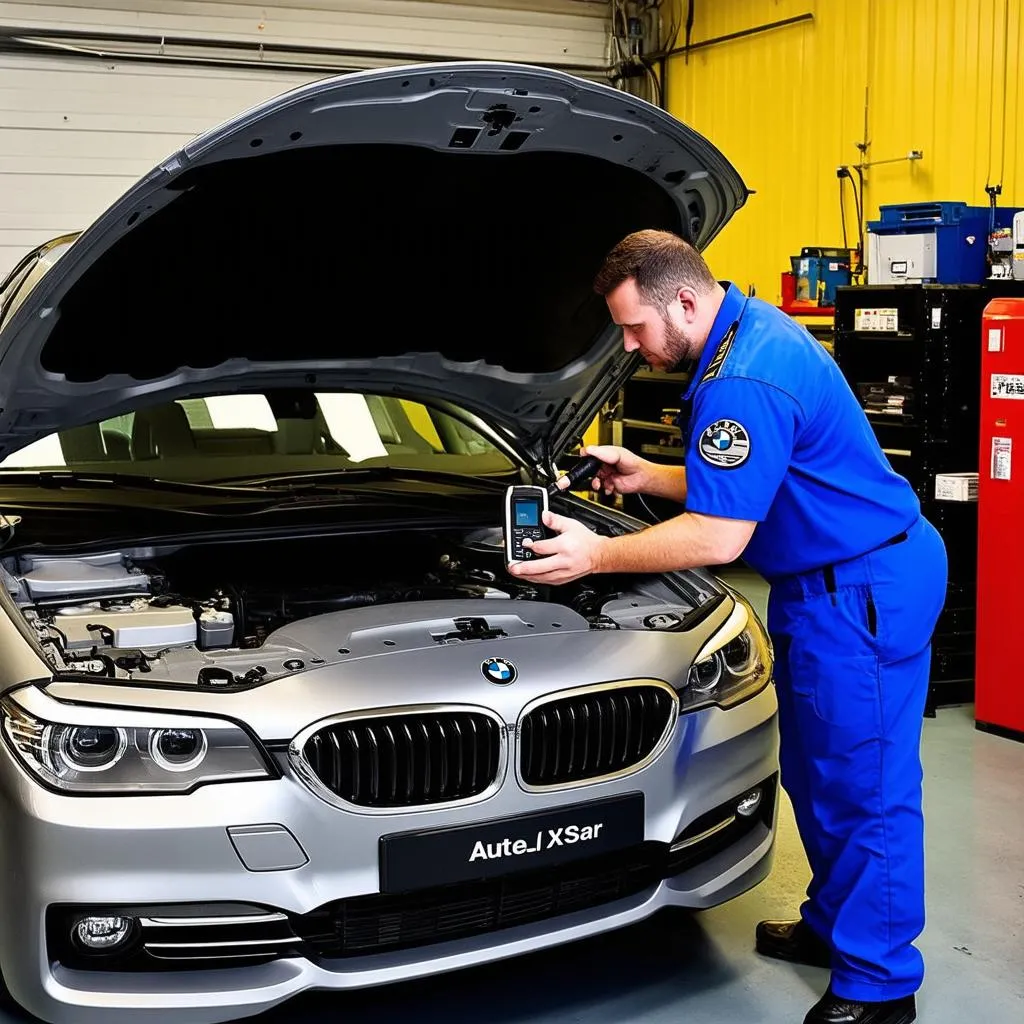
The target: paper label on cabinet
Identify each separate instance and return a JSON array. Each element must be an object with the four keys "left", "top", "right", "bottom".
[
  {"left": 931, "top": 307, "right": 942, "bottom": 328},
  {"left": 992, "top": 437, "right": 1012, "bottom": 480},
  {"left": 988, "top": 327, "right": 1004, "bottom": 352},
  {"left": 991, "top": 374, "right": 1024, "bottom": 399},
  {"left": 854, "top": 308, "right": 899, "bottom": 332}
]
